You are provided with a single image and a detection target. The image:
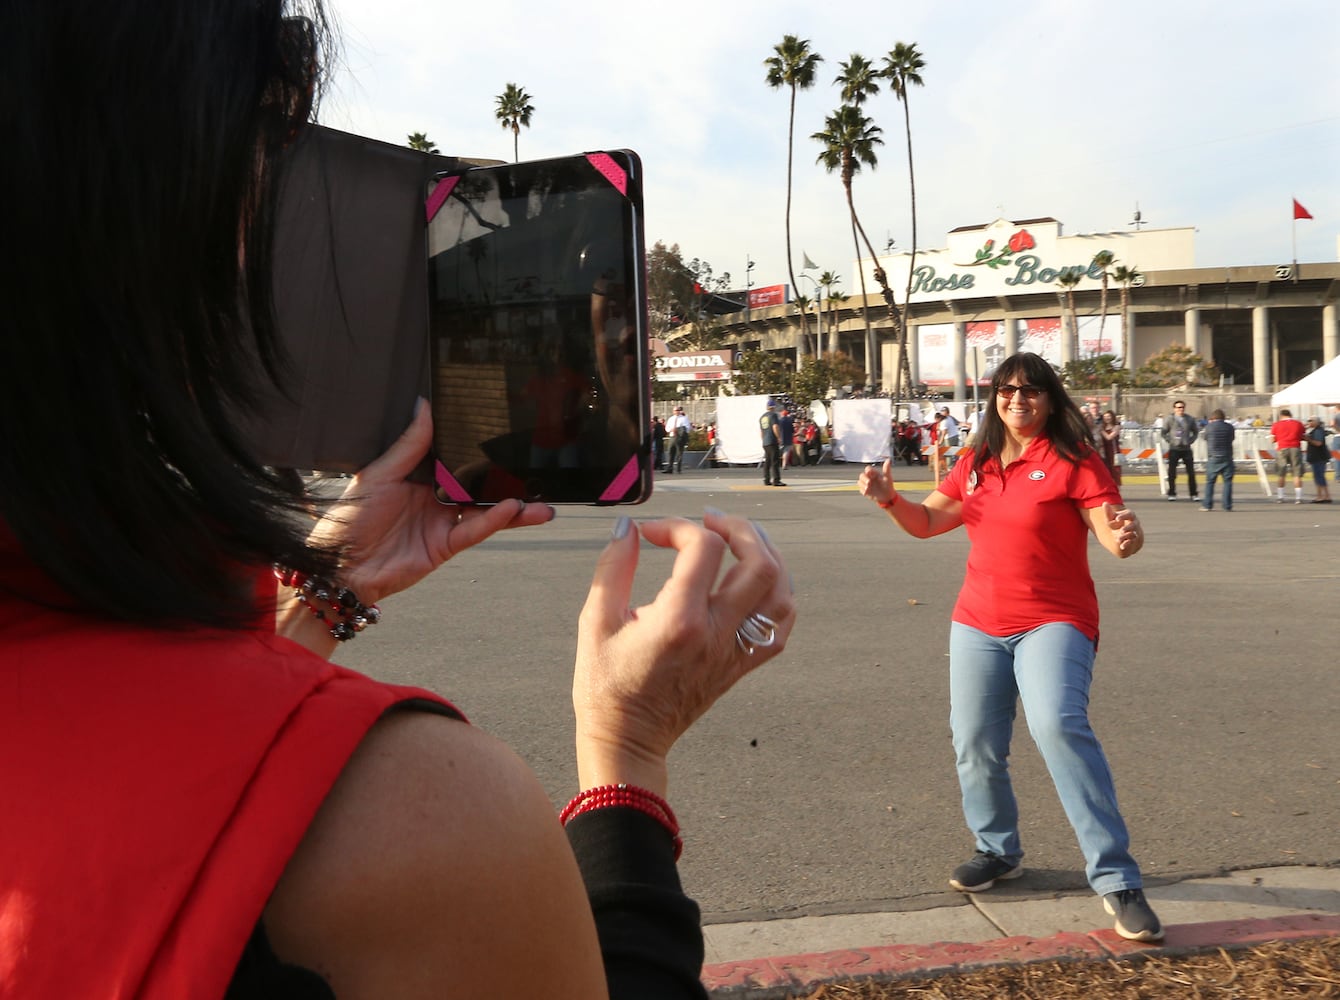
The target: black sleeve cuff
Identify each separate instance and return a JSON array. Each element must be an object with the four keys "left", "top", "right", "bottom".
[{"left": 565, "top": 807, "right": 708, "bottom": 1000}]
